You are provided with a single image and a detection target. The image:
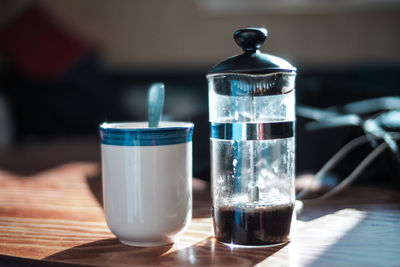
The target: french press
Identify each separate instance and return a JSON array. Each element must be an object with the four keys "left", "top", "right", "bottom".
[{"left": 207, "top": 28, "right": 297, "bottom": 246}]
